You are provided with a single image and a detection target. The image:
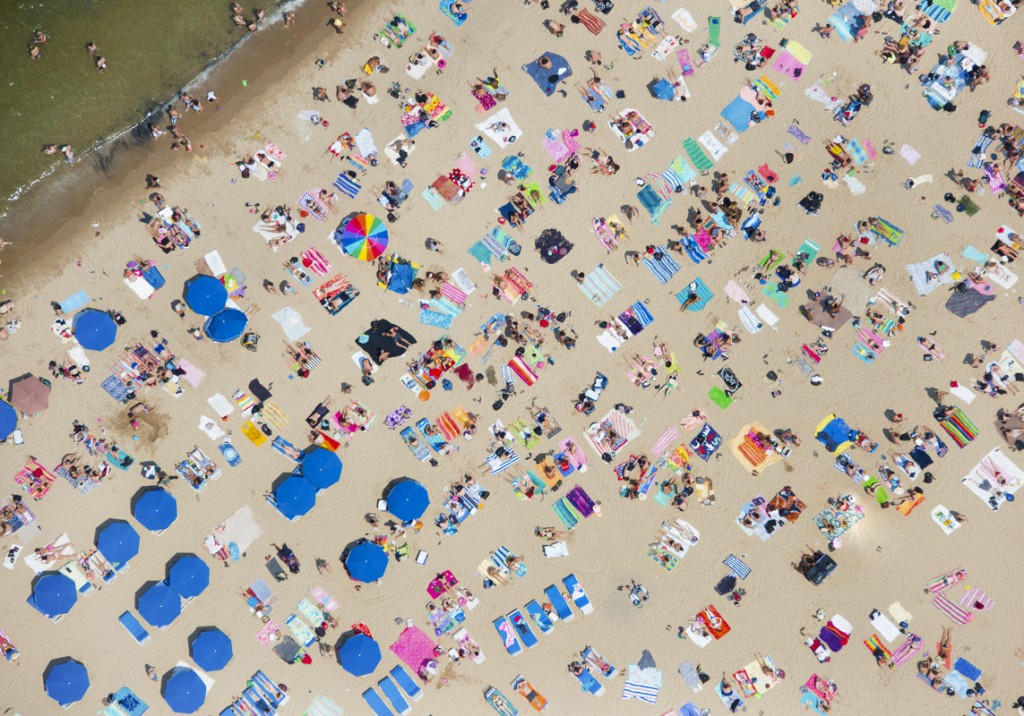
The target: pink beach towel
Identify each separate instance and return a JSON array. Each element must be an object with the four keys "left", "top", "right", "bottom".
[
  {"left": 178, "top": 359, "right": 205, "bottom": 388},
  {"left": 543, "top": 135, "right": 574, "bottom": 163},
  {"left": 558, "top": 437, "right": 588, "bottom": 469},
  {"left": 932, "top": 594, "right": 973, "bottom": 625},
  {"left": 677, "top": 49, "right": 694, "bottom": 76},
  {"left": 440, "top": 282, "right": 468, "bottom": 304},
  {"left": 390, "top": 625, "right": 439, "bottom": 673},
  {"left": 652, "top": 426, "right": 680, "bottom": 456},
  {"left": 302, "top": 247, "right": 332, "bottom": 276},
  {"left": 724, "top": 280, "right": 751, "bottom": 305},
  {"left": 958, "top": 587, "right": 994, "bottom": 612},
  {"left": 771, "top": 51, "right": 806, "bottom": 80}
]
